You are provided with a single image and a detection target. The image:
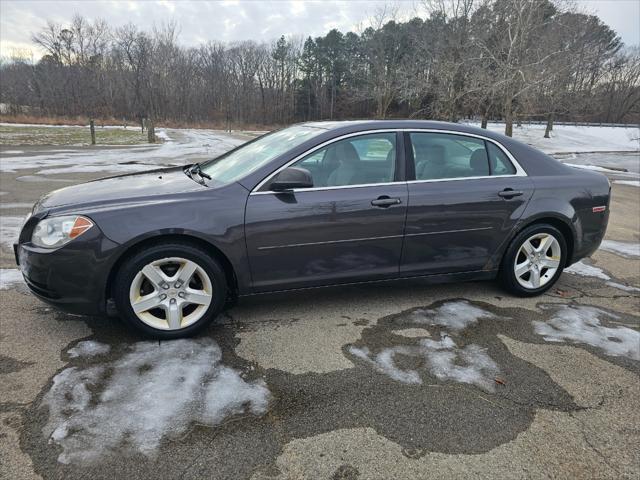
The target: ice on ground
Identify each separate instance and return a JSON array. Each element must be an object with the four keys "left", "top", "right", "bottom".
[
  {"left": 16, "top": 175, "right": 74, "bottom": 183},
  {"left": 409, "top": 300, "right": 497, "bottom": 331},
  {"left": 0, "top": 268, "right": 24, "bottom": 290},
  {"left": 564, "top": 260, "right": 639, "bottom": 291},
  {"left": 67, "top": 341, "right": 111, "bottom": 358},
  {"left": 37, "top": 163, "right": 158, "bottom": 175},
  {"left": 533, "top": 305, "right": 640, "bottom": 360},
  {"left": 0, "top": 215, "right": 25, "bottom": 248},
  {"left": 599, "top": 240, "right": 640, "bottom": 259},
  {"left": 42, "top": 338, "right": 270, "bottom": 464},
  {"left": 614, "top": 180, "right": 640, "bottom": 187},
  {"left": 394, "top": 328, "right": 432, "bottom": 338},
  {"left": 0, "top": 202, "right": 32, "bottom": 209},
  {"left": 349, "top": 335, "right": 499, "bottom": 392}
]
